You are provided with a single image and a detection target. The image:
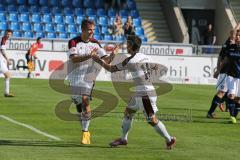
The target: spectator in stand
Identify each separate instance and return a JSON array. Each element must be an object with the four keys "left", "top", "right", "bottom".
[
  {"left": 123, "top": 21, "right": 135, "bottom": 37},
  {"left": 104, "top": 0, "right": 112, "bottom": 10},
  {"left": 112, "top": 15, "right": 124, "bottom": 38},
  {"left": 203, "top": 23, "right": 216, "bottom": 53}
]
